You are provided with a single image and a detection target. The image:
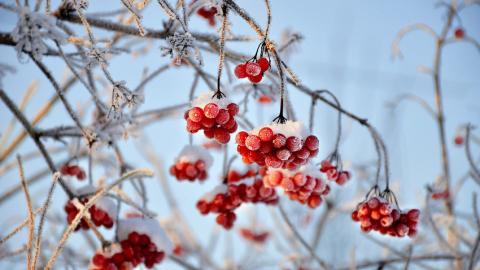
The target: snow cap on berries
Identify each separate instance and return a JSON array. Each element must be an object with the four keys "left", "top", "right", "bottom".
[
  {"left": 191, "top": 91, "right": 233, "bottom": 109},
  {"left": 200, "top": 184, "right": 228, "bottom": 202},
  {"left": 251, "top": 121, "right": 308, "bottom": 139},
  {"left": 118, "top": 218, "right": 173, "bottom": 254},
  {"left": 175, "top": 145, "right": 214, "bottom": 168}
]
